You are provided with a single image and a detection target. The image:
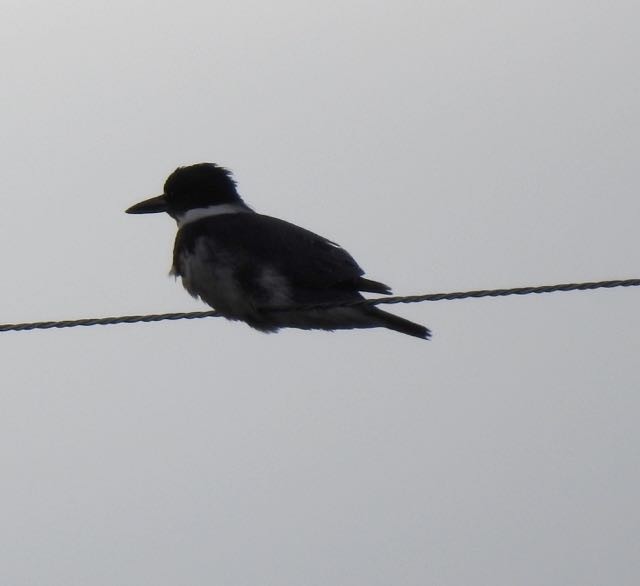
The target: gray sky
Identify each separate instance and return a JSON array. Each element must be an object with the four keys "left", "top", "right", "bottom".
[{"left": 1, "top": 1, "right": 639, "bottom": 585}]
